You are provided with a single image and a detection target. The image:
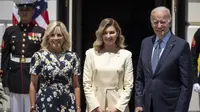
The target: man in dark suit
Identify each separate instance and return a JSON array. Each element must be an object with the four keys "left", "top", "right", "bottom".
[
  {"left": 0, "top": 0, "right": 45, "bottom": 112},
  {"left": 135, "top": 6, "right": 193, "bottom": 112}
]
